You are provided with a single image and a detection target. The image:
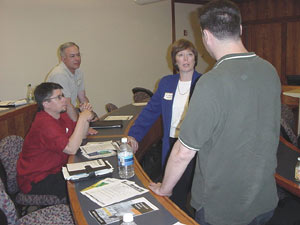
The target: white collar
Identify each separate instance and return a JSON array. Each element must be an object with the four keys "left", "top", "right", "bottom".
[{"left": 214, "top": 53, "right": 257, "bottom": 68}]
